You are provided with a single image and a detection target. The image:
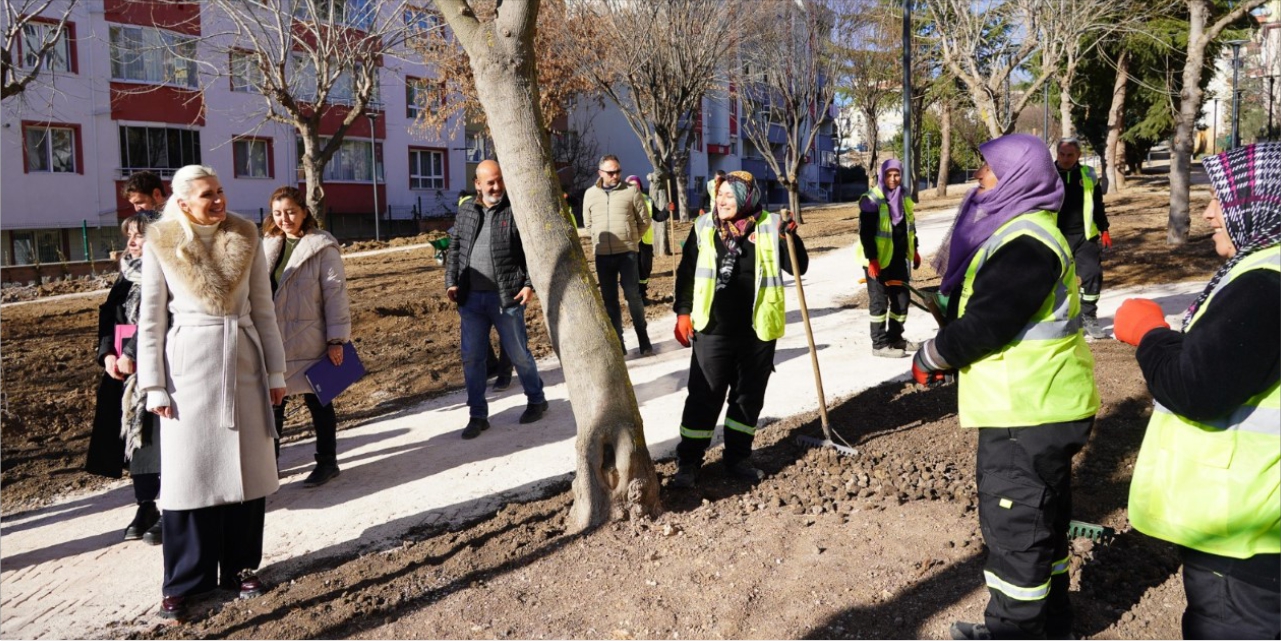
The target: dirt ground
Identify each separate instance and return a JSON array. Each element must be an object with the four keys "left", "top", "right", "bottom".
[{"left": 4, "top": 176, "right": 1222, "bottom": 639}]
